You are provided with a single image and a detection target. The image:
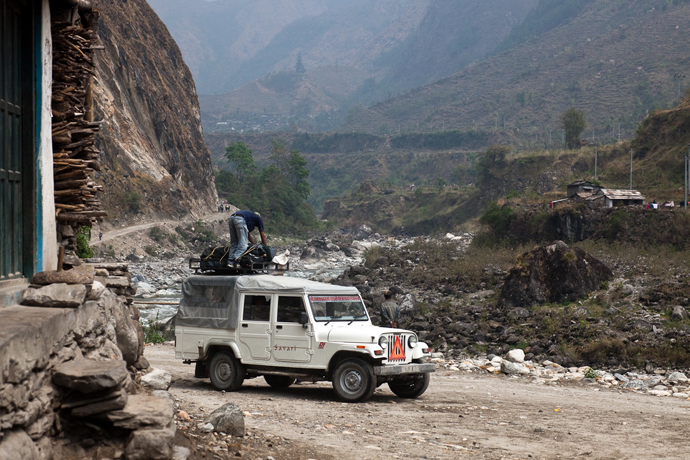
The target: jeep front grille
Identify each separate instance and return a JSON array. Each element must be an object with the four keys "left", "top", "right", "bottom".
[{"left": 383, "top": 333, "right": 412, "bottom": 364}]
